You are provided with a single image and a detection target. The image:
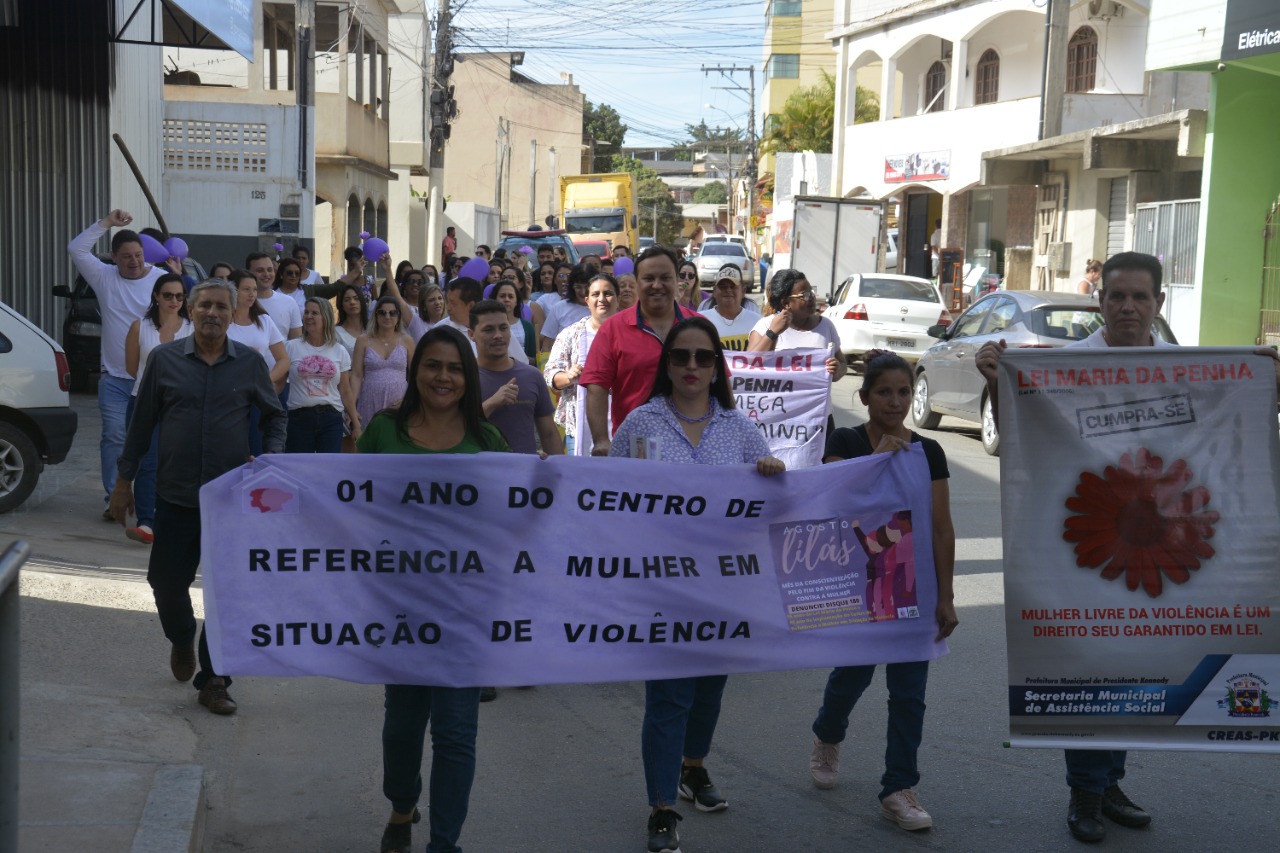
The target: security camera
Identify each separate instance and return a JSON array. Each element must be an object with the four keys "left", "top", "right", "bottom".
[{"left": 1218, "top": 62, "right": 1226, "bottom": 71}]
